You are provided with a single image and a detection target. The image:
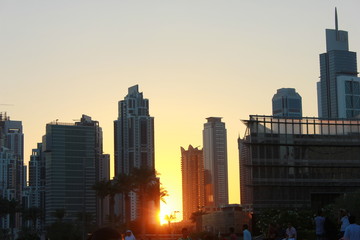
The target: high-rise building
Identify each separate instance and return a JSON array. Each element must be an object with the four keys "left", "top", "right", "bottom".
[
  {"left": 239, "top": 115, "right": 360, "bottom": 213},
  {"left": 317, "top": 8, "right": 359, "bottom": 118},
  {"left": 28, "top": 143, "right": 45, "bottom": 208},
  {"left": 202, "top": 117, "right": 228, "bottom": 207},
  {"left": 43, "top": 115, "right": 103, "bottom": 225},
  {"left": 0, "top": 113, "right": 24, "bottom": 231},
  {"left": 0, "top": 113, "right": 24, "bottom": 201},
  {"left": 272, "top": 88, "right": 302, "bottom": 118},
  {"left": 114, "top": 85, "right": 157, "bottom": 223},
  {"left": 181, "top": 145, "right": 205, "bottom": 221},
  {"left": 27, "top": 143, "right": 45, "bottom": 230}
]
